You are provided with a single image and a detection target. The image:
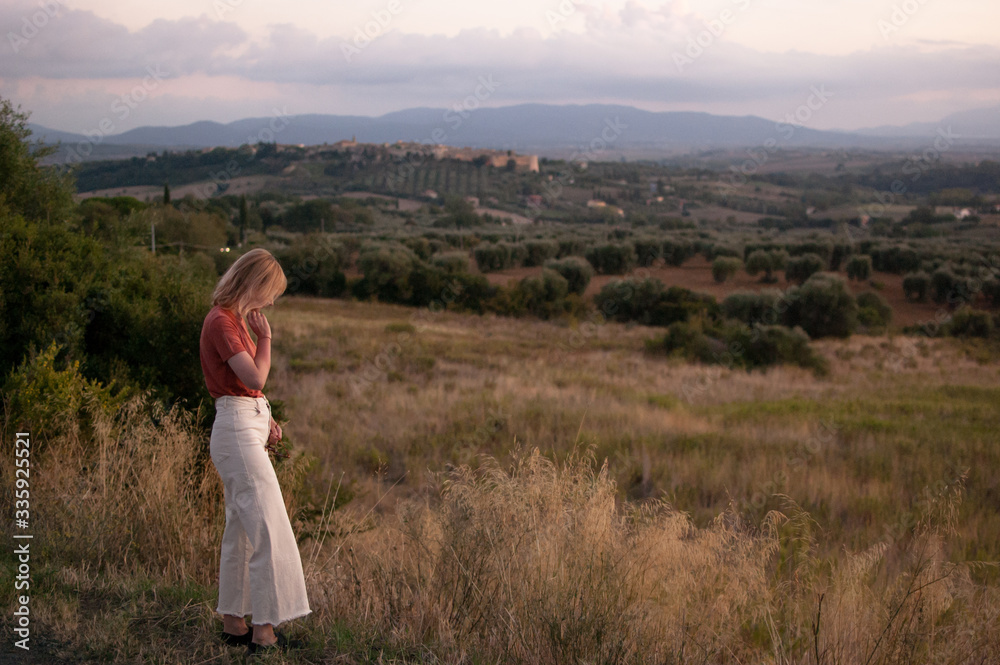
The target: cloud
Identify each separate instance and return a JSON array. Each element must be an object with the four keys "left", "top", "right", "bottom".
[{"left": 3, "top": 0, "right": 998, "bottom": 130}]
